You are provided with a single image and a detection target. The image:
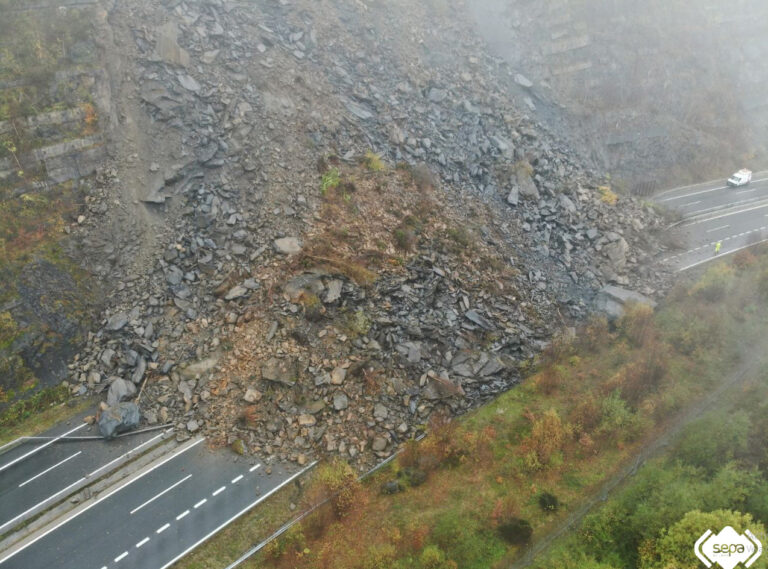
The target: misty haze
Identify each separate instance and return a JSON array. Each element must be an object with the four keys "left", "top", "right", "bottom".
[{"left": 0, "top": 1, "right": 767, "bottom": 568}]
